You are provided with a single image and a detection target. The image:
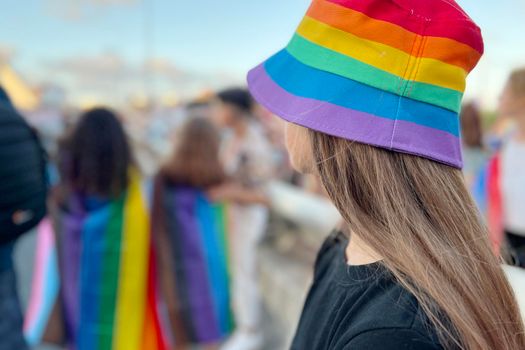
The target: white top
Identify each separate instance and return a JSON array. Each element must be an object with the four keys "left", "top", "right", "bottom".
[
  {"left": 222, "top": 121, "right": 275, "bottom": 186},
  {"left": 221, "top": 121, "right": 275, "bottom": 236},
  {"left": 501, "top": 139, "right": 525, "bottom": 235}
]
